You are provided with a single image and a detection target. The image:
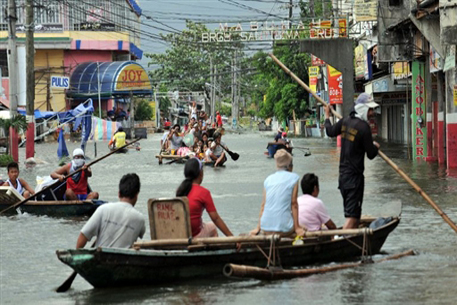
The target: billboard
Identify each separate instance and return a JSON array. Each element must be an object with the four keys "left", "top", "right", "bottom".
[{"left": 327, "top": 65, "right": 343, "bottom": 105}]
